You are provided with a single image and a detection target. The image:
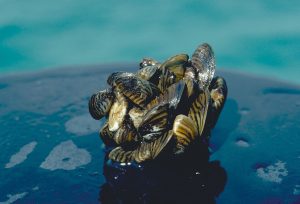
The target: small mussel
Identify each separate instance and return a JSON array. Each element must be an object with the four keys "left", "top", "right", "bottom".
[
  {"left": 89, "top": 88, "right": 114, "bottom": 120},
  {"left": 89, "top": 43, "right": 227, "bottom": 166}
]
